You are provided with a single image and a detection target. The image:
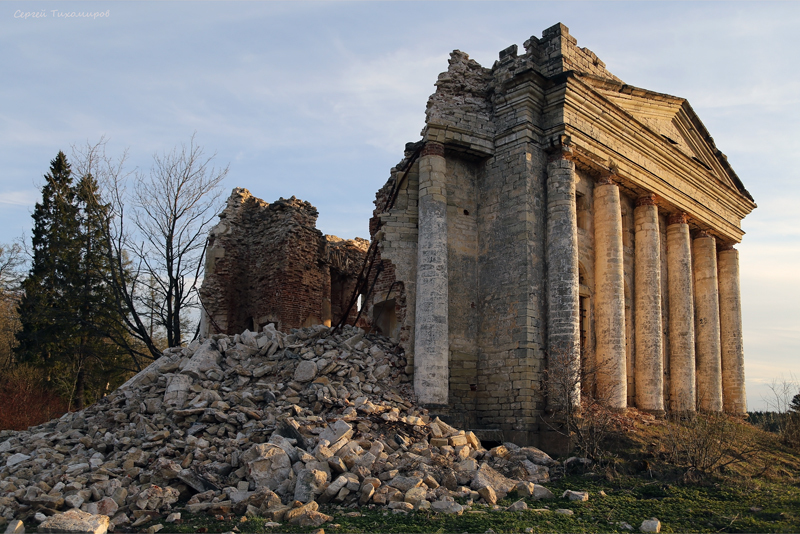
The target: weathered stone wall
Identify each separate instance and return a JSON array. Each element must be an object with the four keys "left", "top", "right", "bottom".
[
  {"left": 369, "top": 22, "right": 755, "bottom": 442},
  {"left": 199, "top": 23, "right": 754, "bottom": 448},
  {"left": 200, "top": 189, "right": 367, "bottom": 337}
]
